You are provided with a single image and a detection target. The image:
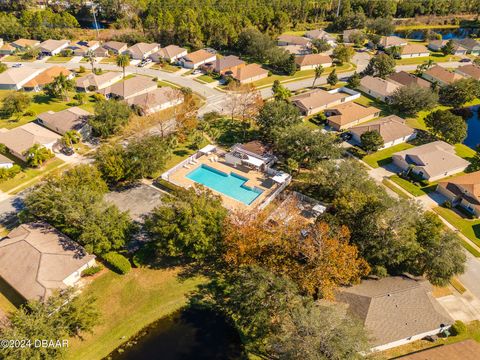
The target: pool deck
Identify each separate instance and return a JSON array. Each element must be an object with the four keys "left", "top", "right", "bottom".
[{"left": 167, "top": 152, "right": 277, "bottom": 210}]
